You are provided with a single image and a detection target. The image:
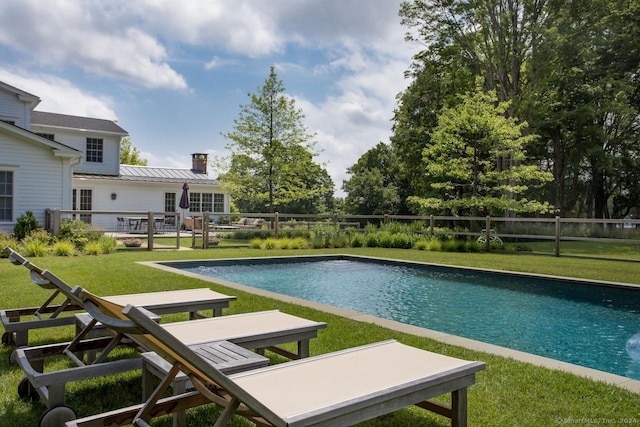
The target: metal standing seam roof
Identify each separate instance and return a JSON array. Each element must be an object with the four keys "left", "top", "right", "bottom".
[
  {"left": 75, "top": 165, "right": 220, "bottom": 185},
  {"left": 31, "top": 111, "right": 128, "bottom": 135}
]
